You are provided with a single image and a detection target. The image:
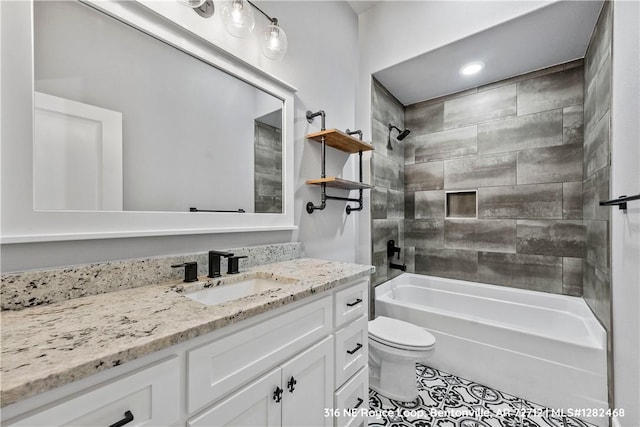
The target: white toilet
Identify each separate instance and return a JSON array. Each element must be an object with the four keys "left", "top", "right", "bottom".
[{"left": 368, "top": 316, "right": 436, "bottom": 402}]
